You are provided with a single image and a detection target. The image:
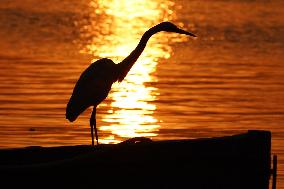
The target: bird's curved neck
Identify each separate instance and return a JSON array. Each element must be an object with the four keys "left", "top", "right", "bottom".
[{"left": 117, "top": 27, "right": 158, "bottom": 82}]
